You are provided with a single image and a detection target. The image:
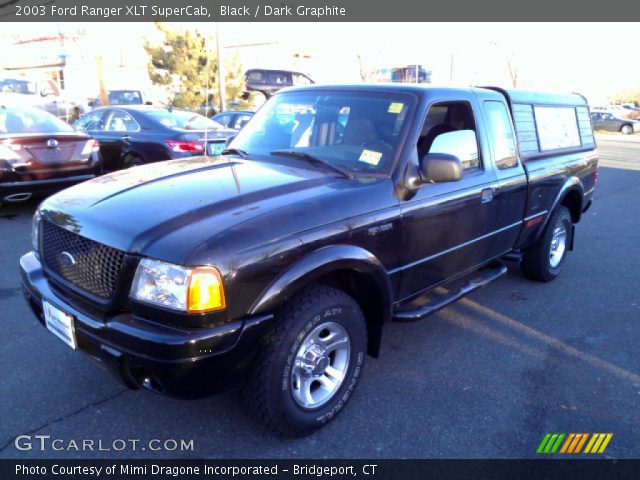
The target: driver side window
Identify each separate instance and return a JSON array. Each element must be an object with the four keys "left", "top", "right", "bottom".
[{"left": 417, "top": 101, "right": 481, "bottom": 171}]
